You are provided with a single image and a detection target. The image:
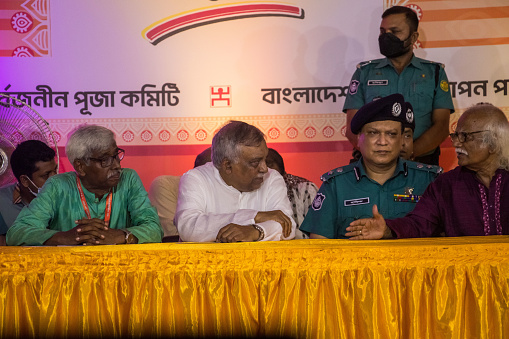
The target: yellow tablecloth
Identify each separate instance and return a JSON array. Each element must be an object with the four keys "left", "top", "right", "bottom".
[{"left": 1, "top": 237, "right": 508, "bottom": 338}]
